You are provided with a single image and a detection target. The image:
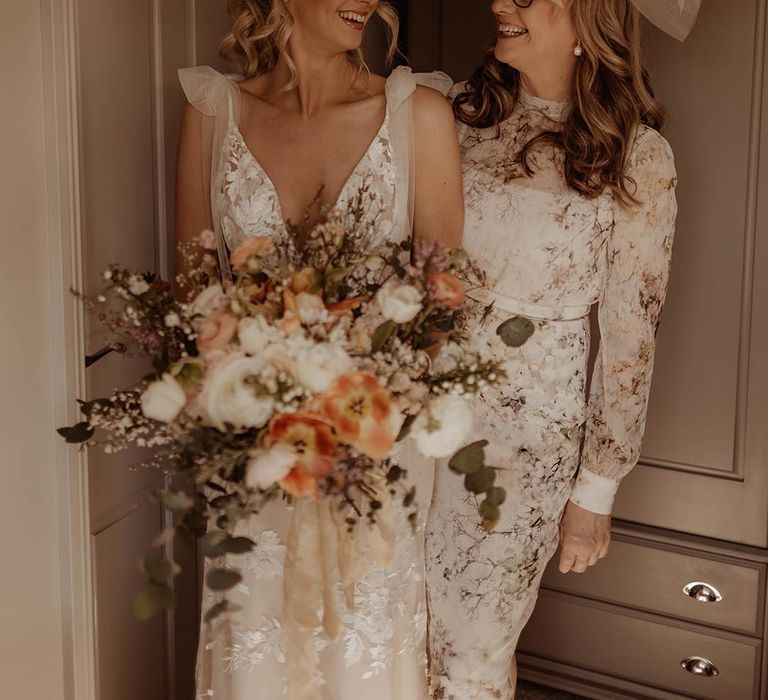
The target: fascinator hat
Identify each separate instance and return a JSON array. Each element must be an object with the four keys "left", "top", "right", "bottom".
[{"left": 551, "top": 0, "right": 702, "bottom": 42}]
